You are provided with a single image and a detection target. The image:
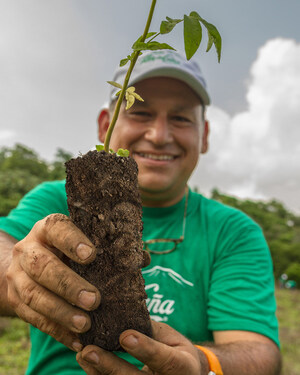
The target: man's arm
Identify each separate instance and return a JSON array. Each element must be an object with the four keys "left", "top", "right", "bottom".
[
  {"left": 211, "top": 330, "right": 281, "bottom": 375},
  {"left": 0, "top": 231, "right": 17, "bottom": 316},
  {"left": 77, "top": 322, "right": 281, "bottom": 375}
]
